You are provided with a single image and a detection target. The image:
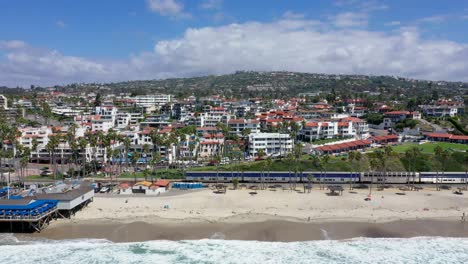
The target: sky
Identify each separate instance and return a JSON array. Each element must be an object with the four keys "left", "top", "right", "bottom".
[{"left": 1, "top": 0, "right": 468, "bottom": 87}]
